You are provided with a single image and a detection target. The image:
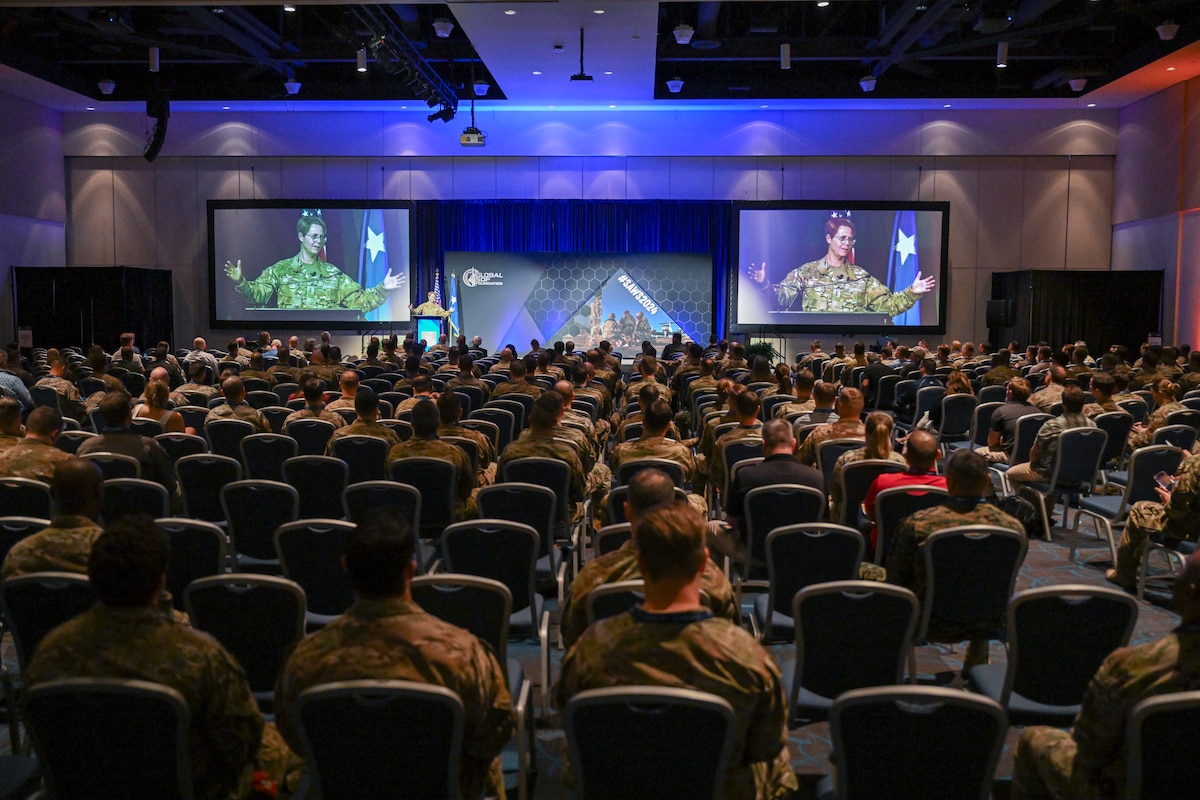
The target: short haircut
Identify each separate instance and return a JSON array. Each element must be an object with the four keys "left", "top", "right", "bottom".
[
  {"left": 1089, "top": 373, "right": 1114, "bottom": 397},
  {"left": 945, "top": 449, "right": 991, "bottom": 496},
  {"left": 637, "top": 382, "right": 661, "bottom": 408},
  {"left": 344, "top": 508, "right": 415, "bottom": 598},
  {"left": 302, "top": 379, "right": 324, "bottom": 404},
  {"left": 436, "top": 391, "right": 461, "bottom": 424},
  {"left": 530, "top": 391, "right": 563, "bottom": 428},
  {"left": 26, "top": 406, "right": 64, "bottom": 437},
  {"left": 411, "top": 375, "right": 432, "bottom": 394},
  {"left": 642, "top": 398, "right": 673, "bottom": 432},
  {"left": 761, "top": 418, "right": 794, "bottom": 451},
  {"left": 1061, "top": 385, "right": 1086, "bottom": 413},
  {"left": 733, "top": 389, "right": 761, "bottom": 418},
  {"left": 354, "top": 386, "right": 379, "bottom": 418},
  {"left": 509, "top": 360, "right": 527, "bottom": 378},
  {"left": 794, "top": 369, "right": 816, "bottom": 394},
  {"left": 340, "top": 370, "right": 360, "bottom": 389},
  {"left": 626, "top": 468, "right": 676, "bottom": 513},
  {"left": 99, "top": 391, "right": 132, "bottom": 428},
  {"left": 411, "top": 398, "right": 439, "bottom": 436},
  {"left": 837, "top": 388, "right": 865, "bottom": 416},
  {"left": 221, "top": 375, "right": 245, "bottom": 400},
  {"left": 813, "top": 381, "right": 838, "bottom": 407},
  {"left": 88, "top": 515, "right": 167, "bottom": 607},
  {"left": 0, "top": 398, "right": 21, "bottom": 431},
  {"left": 458, "top": 354, "right": 473, "bottom": 372},
  {"left": 1008, "top": 377, "right": 1032, "bottom": 401},
  {"left": 52, "top": 457, "right": 103, "bottom": 516},
  {"left": 904, "top": 429, "right": 939, "bottom": 471},
  {"left": 634, "top": 502, "right": 706, "bottom": 583}
]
